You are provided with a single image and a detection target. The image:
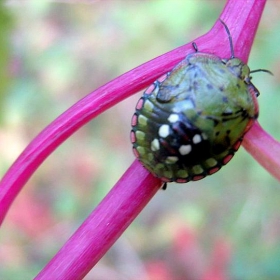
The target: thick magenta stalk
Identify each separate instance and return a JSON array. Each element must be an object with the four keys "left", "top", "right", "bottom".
[
  {"left": 0, "top": 0, "right": 269, "bottom": 225},
  {"left": 1, "top": 0, "right": 279, "bottom": 279},
  {"left": 35, "top": 160, "right": 161, "bottom": 279},
  {"left": 33, "top": 0, "right": 269, "bottom": 279},
  {"left": 243, "top": 122, "right": 280, "bottom": 180}
]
